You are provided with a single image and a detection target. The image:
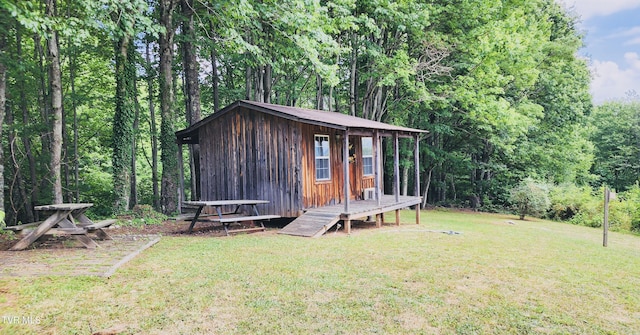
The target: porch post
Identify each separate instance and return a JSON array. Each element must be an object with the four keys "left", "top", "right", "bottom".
[
  {"left": 393, "top": 133, "right": 400, "bottom": 226},
  {"left": 414, "top": 133, "right": 420, "bottom": 225},
  {"left": 344, "top": 128, "right": 350, "bottom": 214},
  {"left": 178, "top": 143, "right": 185, "bottom": 214},
  {"left": 393, "top": 132, "right": 400, "bottom": 203},
  {"left": 373, "top": 129, "right": 381, "bottom": 207}
]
